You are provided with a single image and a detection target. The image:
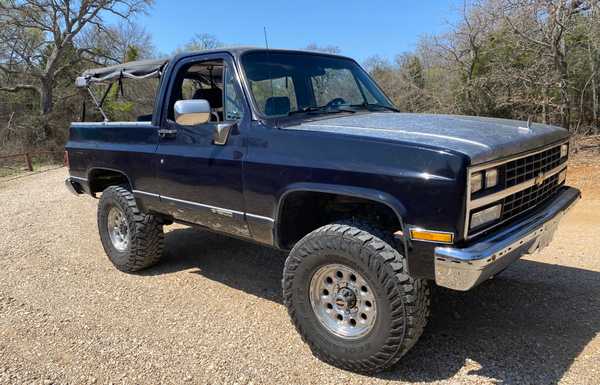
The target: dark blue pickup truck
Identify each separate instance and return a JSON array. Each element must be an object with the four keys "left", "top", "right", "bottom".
[{"left": 65, "top": 48, "right": 580, "bottom": 373}]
